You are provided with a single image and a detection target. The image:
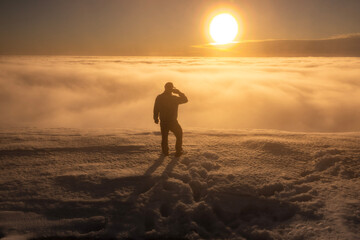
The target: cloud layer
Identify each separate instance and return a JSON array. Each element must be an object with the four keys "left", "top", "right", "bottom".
[{"left": 1, "top": 56, "right": 360, "bottom": 131}]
